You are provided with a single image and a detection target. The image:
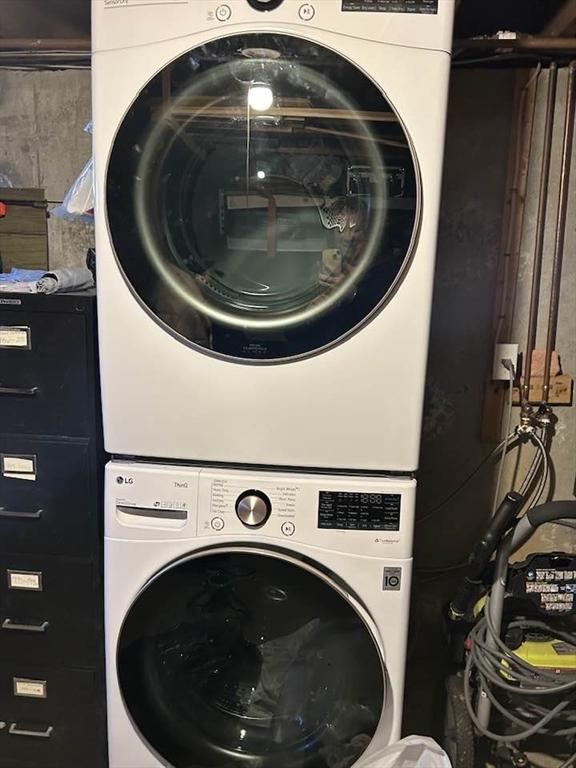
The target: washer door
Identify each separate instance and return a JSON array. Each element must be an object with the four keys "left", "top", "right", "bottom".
[
  {"left": 117, "top": 549, "right": 386, "bottom": 768},
  {"left": 106, "top": 33, "right": 419, "bottom": 362}
]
